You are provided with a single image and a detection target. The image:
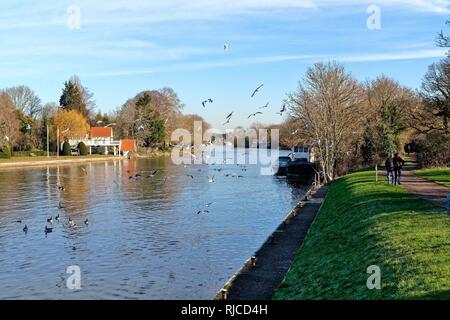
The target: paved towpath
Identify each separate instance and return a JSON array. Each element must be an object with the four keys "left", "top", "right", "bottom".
[
  {"left": 400, "top": 165, "right": 449, "bottom": 209},
  {"left": 219, "top": 185, "right": 329, "bottom": 300}
]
